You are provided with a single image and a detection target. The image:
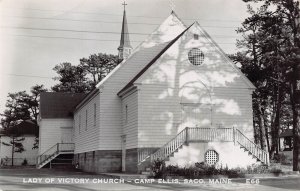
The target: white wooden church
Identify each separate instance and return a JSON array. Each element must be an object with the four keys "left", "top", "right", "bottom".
[{"left": 37, "top": 7, "right": 269, "bottom": 173}]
